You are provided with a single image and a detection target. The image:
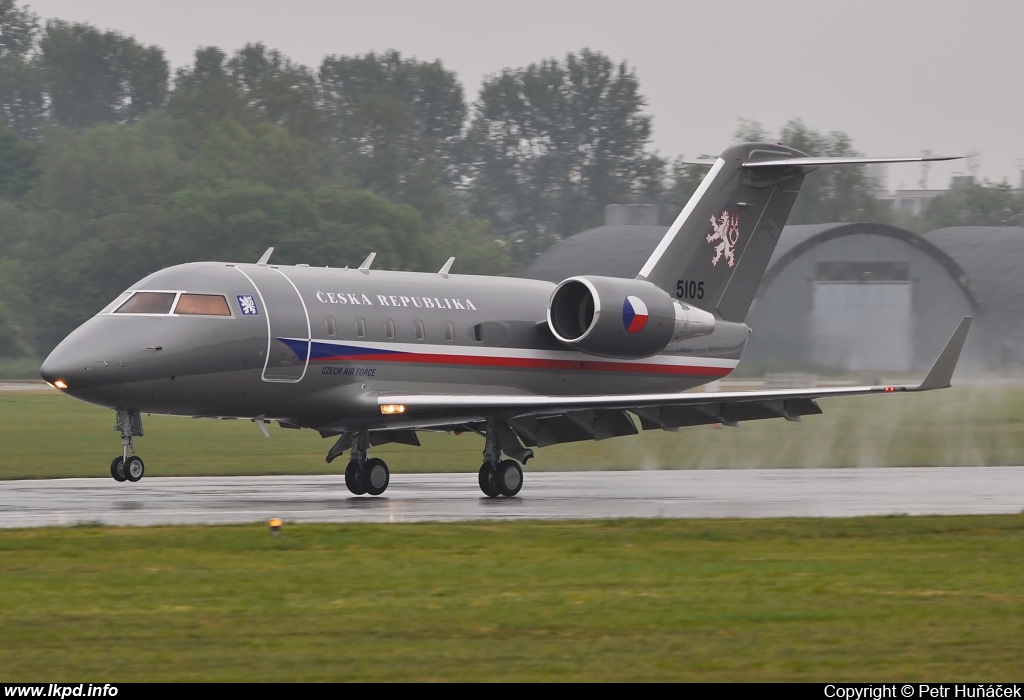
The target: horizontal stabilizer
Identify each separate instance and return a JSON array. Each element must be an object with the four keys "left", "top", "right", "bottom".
[{"left": 743, "top": 155, "right": 961, "bottom": 168}]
